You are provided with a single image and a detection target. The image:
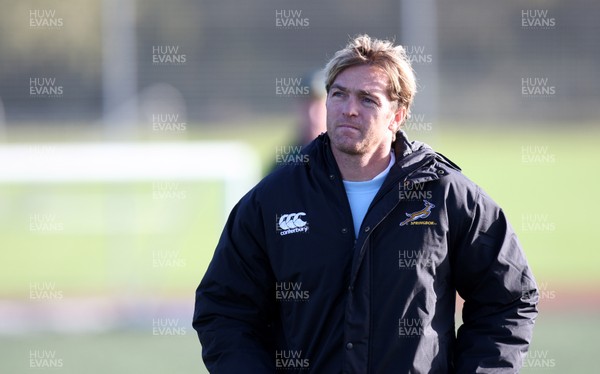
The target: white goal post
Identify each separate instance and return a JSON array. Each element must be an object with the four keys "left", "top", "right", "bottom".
[{"left": 0, "top": 142, "right": 261, "bottom": 214}]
